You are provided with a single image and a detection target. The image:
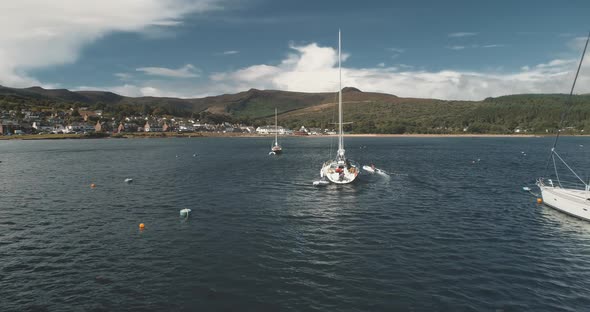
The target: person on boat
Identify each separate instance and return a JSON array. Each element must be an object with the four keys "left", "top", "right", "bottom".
[
  {"left": 336, "top": 165, "right": 345, "bottom": 180},
  {"left": 346, "top": 159, "right": 351, "bottom": 169},
  {"left": 371, "top": 163, "right": 375, "bottom": 171}
]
